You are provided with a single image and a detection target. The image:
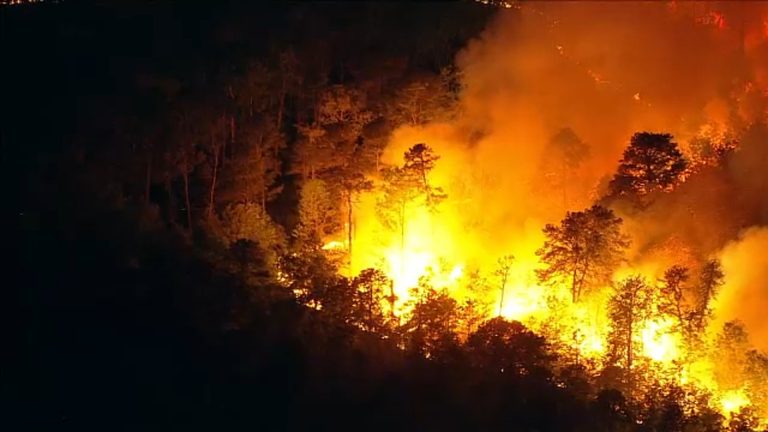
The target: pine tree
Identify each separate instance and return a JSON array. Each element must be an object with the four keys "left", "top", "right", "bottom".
[{"left": 536, "top": 205, "right": 629, "bottom": 302}]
